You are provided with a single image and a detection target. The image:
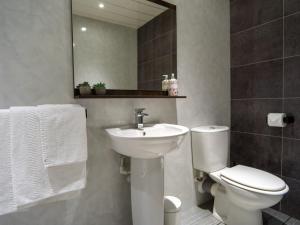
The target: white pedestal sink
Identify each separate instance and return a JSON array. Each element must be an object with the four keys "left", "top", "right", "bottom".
[{"left": 106, "top": 124, "right": 188, "bottom": 225}]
